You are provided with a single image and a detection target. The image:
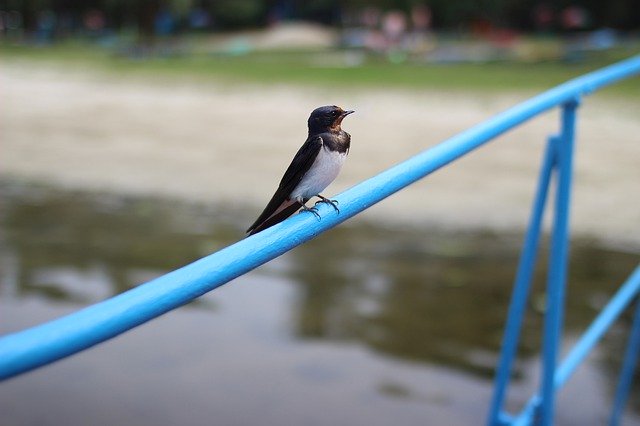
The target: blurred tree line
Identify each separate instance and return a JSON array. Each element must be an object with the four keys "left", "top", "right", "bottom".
[{"left": 2, "top": 0, "right": 638, "bottom": 38}]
